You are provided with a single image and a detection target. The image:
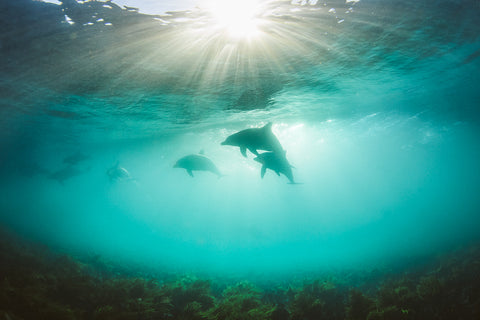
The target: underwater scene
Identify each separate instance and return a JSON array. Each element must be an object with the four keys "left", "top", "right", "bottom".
[{"left": 1, "top": 0, "right": 480, "bottom": 318}]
